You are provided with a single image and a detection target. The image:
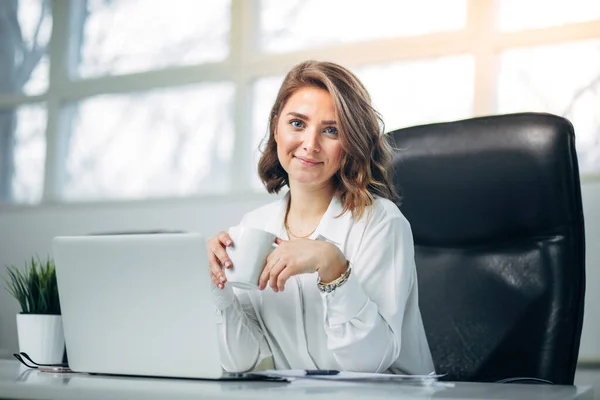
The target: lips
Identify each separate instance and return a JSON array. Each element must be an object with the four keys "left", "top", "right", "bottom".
[{"left": 295, "top": 156, "right": 322, "bottom": 166}]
